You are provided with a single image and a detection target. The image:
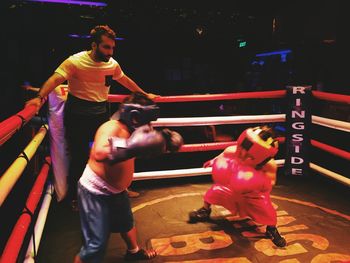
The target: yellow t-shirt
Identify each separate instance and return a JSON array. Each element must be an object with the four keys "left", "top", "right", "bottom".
[{"left": 55, "top": 51, "right": 124, "bottom": 102}]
